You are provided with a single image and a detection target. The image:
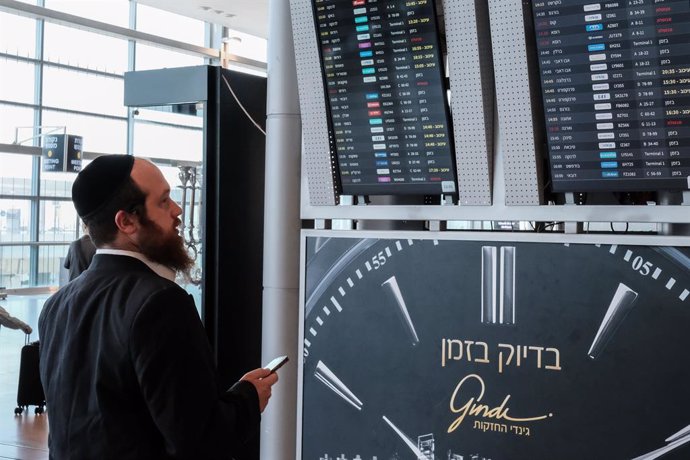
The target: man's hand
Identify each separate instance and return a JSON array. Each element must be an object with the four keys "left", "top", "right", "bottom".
[{"left": 241, "top": 368, "right": 279, "bottom": 413}]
